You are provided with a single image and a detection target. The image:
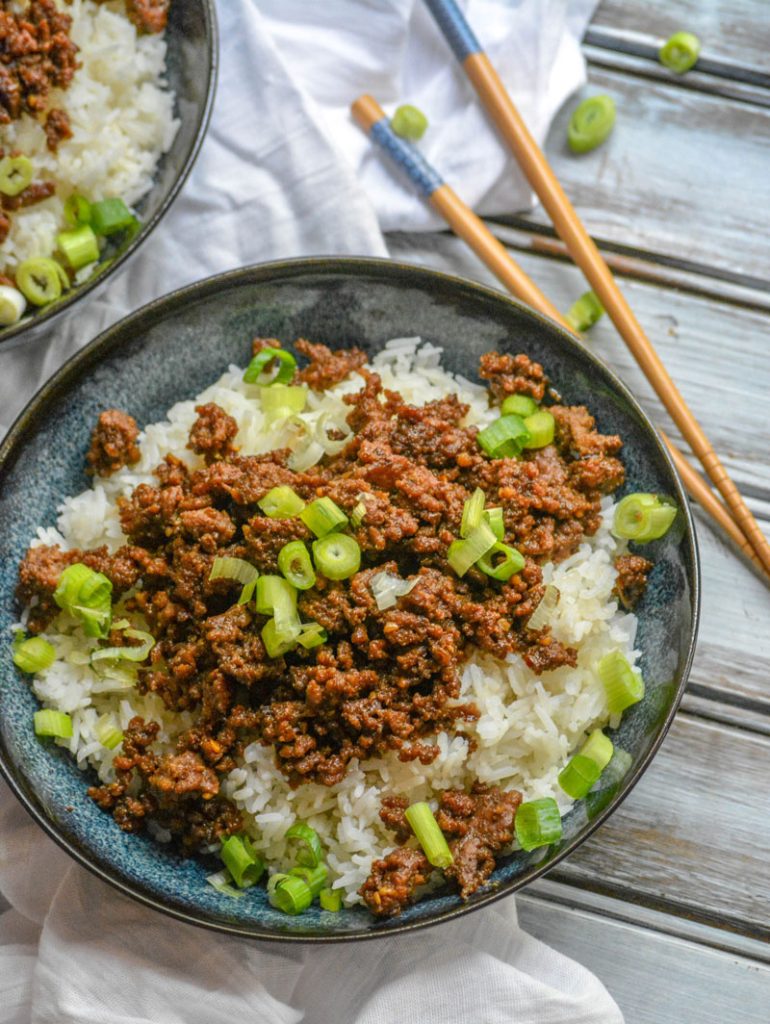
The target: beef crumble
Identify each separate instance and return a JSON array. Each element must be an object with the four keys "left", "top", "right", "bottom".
[
  {"left": 613, "top": 553, "right": 652, "bottom": 610},
  {"left": 17, "top": 340, "right": 630, "bottom": 890}
]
